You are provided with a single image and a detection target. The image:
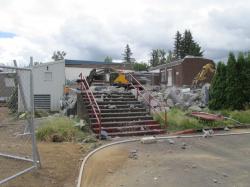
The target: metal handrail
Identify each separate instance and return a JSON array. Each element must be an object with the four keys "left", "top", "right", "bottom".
[
  {"left": 127, "top": 73, "right": 167, "bottom": 126},
  {"left": 79, "top": 73, "right": 102, "bottom": 134}
]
